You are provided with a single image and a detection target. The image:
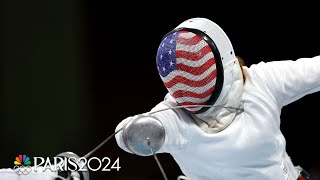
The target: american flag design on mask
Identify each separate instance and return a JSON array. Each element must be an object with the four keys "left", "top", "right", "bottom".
[{"left": 156, "top": 30, "right": 217, "bottom": 113}]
